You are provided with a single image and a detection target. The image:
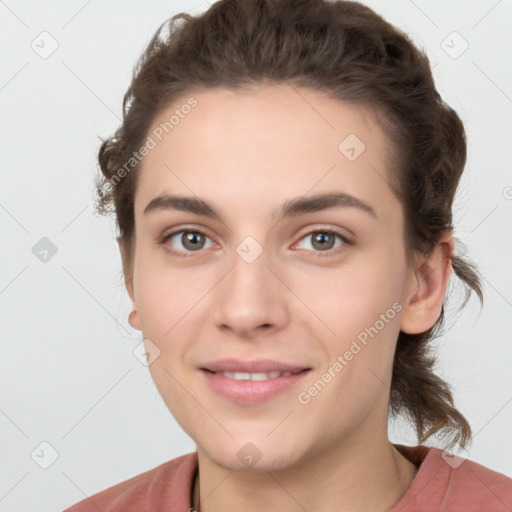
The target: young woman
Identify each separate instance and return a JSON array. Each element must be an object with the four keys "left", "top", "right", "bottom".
[{"left": 65, "top": 0, "right": 512, "bottom": 510}]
